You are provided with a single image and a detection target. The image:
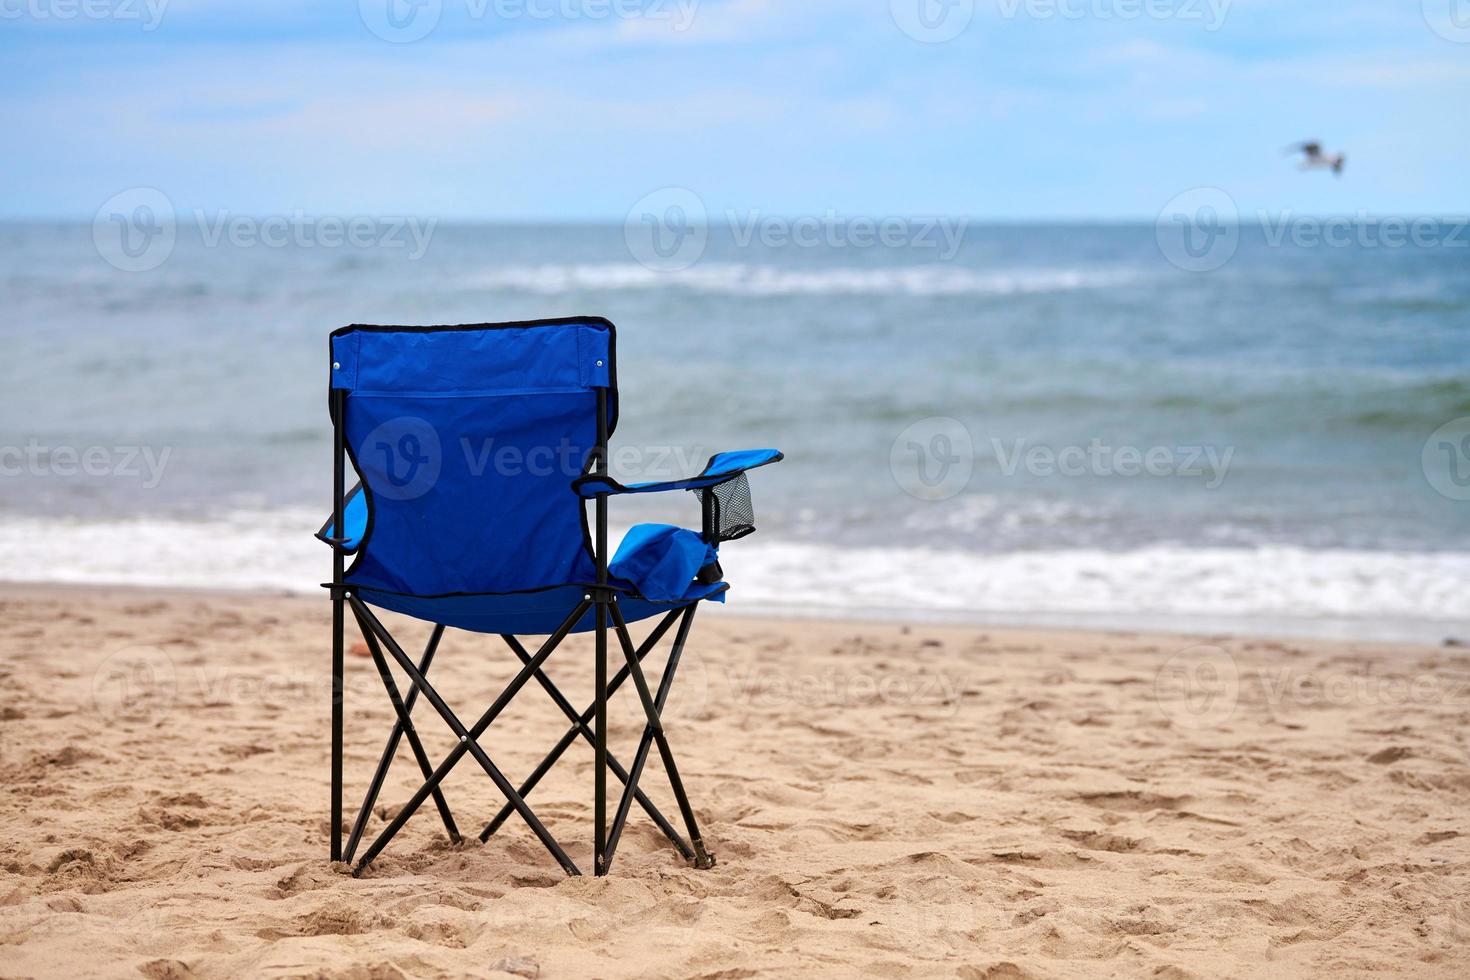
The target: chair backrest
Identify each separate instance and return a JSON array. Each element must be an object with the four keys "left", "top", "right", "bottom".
[{"left": 330, "top": 318, "right": 616, "bottom": 597}]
